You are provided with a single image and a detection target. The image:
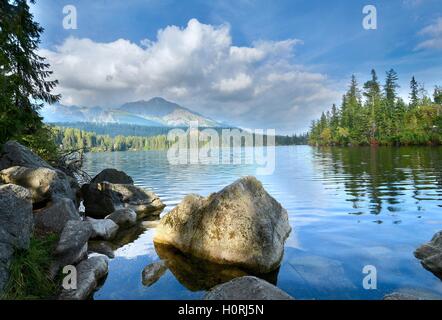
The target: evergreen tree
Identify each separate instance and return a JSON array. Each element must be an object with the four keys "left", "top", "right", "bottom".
[
  {"left": 0, "top": 0, "right": 60, "bottom": 158},
  {"left": 309, "top": 69, "right": 442, "bottom": 146},
  {"left": 363, "top": 69, "right": 381, "bottom": 142},
  {"left": 409, "top": 76, "right": 419, "bottom": 108},
  {"left": 434, "top": 86, "right": 442, "bottom": 105},
  {"left": 384, "top": 69, "right": 399, "bottom": 107}
]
